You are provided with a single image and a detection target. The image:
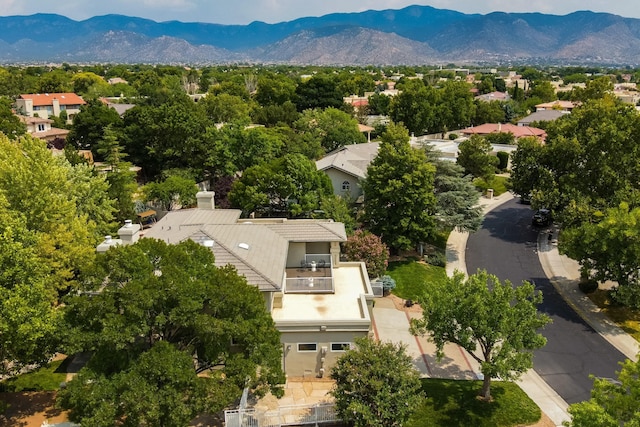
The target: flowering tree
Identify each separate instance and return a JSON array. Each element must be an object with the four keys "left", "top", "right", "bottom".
[{"left": 343, "top": 230, "right": 389, "bottom": 278}]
